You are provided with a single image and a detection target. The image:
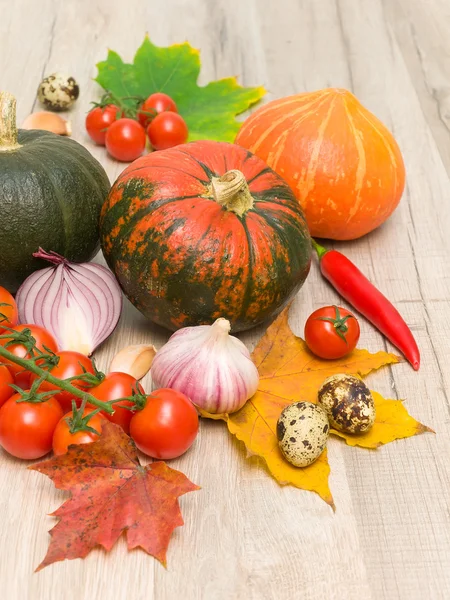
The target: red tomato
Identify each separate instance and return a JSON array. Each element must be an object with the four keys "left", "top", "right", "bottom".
[
  {"left": 0, "top": 394, "right": 63, "bottom": 459},
  {"left": 90, "top": 372, "right": 144, "bottom": 434},
  {"left": 52, "top": 409, "right": 104, "bottom": 456},
  {"left": 0, "top": 286, "right": 18, "bottom": 332},
  {"left": 85, "top": 105, "right": 120, "bottom": 145},
  {"left": 14, "top": 370, "right": 31, "bottom": 390},
  {"left": 105, "top": 118, "right": 146, "bottom": 162},
  {"left": 129, "top": 388, "right": 198, "bottom": 459},
  {"left": 304, "top": 305, "right": 360, "bottom": 359},
  {"left": 0, "top": 366, "right": 14, "bottom": 409},
  {"left": 29, "top": 351, "right": 95, "bottom": 413},
  {"left": 138, "top": 93, "right": 178, "bottom": 128},
  {"left": 0, "top": 324, "right": 58, "bottom": 377},
  {"left": 147, "top": 112, "right": 188, "bottom": 151}
]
